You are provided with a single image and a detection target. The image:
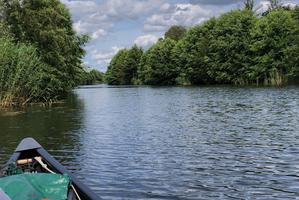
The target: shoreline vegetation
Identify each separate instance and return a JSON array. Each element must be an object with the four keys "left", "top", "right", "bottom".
[
  {"left": 106, "top": 0, "right": 299, "bottom": 87},
  {"left": 0, "top": 0, "right": 102, "bottom": 107}
]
